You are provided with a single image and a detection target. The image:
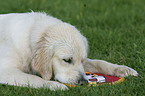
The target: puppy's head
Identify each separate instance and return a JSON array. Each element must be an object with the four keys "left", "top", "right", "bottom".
[{"left": 32, "top": 23, "right": 88, "bottom": 84}]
